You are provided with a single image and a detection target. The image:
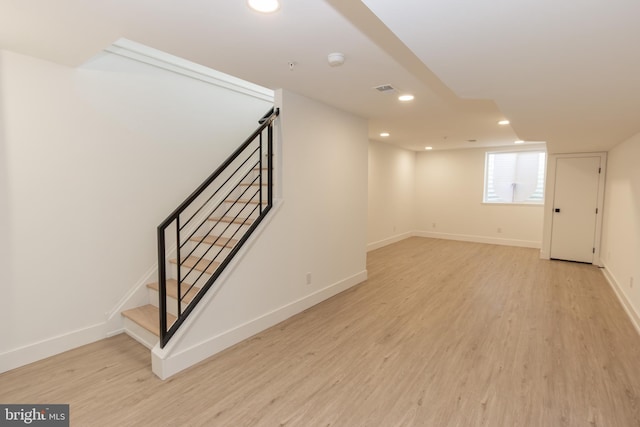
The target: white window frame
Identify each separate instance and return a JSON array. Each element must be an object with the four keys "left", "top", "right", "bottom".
[{"left": 483, "top": 149, "right": 547, "bottom": 205}]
